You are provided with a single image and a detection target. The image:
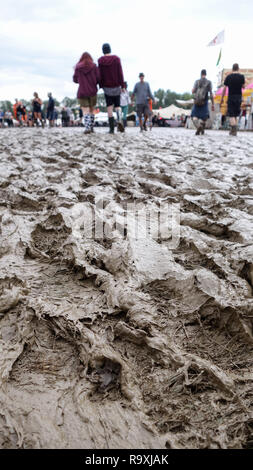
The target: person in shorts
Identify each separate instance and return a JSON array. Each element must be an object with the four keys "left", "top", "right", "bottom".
[
  {"left": 32, "top": 92, "right": 43, "bottom": 127},
  {"left": 98, "top": 43, "right": 125, "bottom": 134},
  {"left": 132, "top": 73, "right": 154, "bottom": 131},
  {"left": 220, "top": 63, "right": 245, "bottom": 136},
  {"left": 73, "top": 52, "right": 100, "bottom": 134}
]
